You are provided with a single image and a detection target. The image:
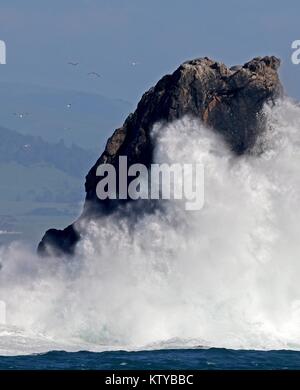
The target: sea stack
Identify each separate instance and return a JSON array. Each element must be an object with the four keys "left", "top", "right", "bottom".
[{"left": 38, "top": 56, "right": 283, "bottom": 256}]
